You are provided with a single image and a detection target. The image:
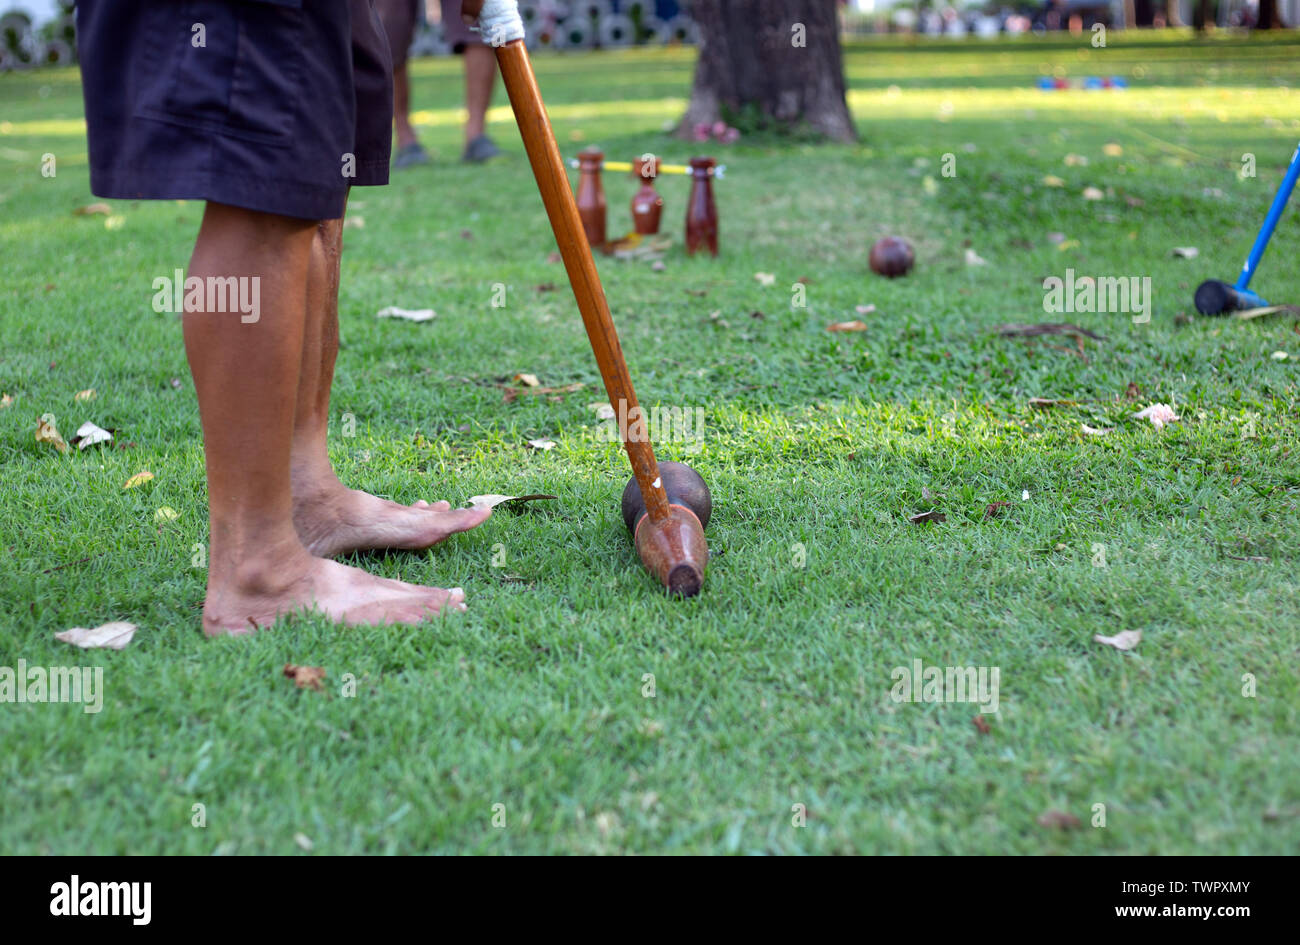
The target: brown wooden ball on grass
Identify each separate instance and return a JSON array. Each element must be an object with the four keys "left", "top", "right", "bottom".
[
  {"left": 869, "top": 236, "right": 915, "bottom": 278},
  {"left": 621, "top": 461, "right": 712, "bottom": 534}
]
